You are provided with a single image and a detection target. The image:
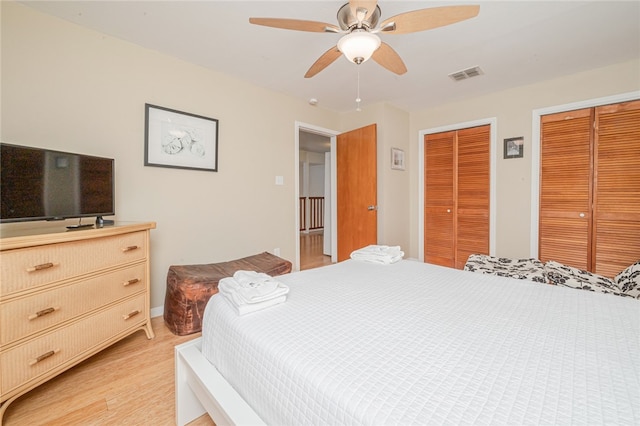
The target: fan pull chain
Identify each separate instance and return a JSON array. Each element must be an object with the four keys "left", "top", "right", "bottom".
[{"left": 356, "top": 65, "right": 362, "bottom": 112}]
